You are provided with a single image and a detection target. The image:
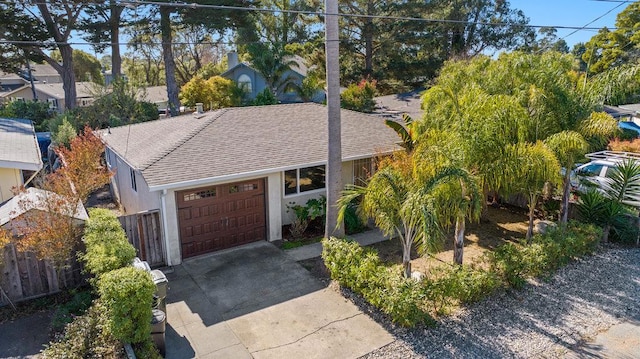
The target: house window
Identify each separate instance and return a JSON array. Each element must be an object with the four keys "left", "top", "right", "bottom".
[
  {"left": 284, "top": 165, "right": 326, "bottom": 195},
  {"left": 47, "top": 98, "right": 58, "bottom": 109},
  {"left": 130, "top": 168, "right": 137, "bottom": 192},
  {"left": 353, "top": 158, "right": 376, "bottom": 187},
  {"left": 237, "top": 74, "right": 252, "bottom": 93},
  {"left": 229, "top": 183, "right": 258, "bottom": 193},
  {"left": 183, "top": 188, "right": 216, "bottom": 201}
]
